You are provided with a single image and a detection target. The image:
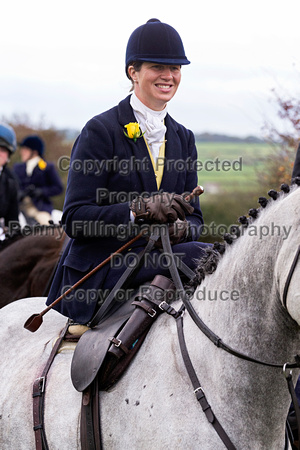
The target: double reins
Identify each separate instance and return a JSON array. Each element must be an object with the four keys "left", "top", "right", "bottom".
[{"left": 23, "top": 186, "right": 204, "bottom": 333}]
